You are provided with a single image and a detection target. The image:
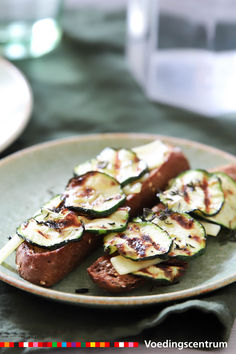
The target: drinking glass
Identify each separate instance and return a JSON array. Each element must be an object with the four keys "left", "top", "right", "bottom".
[
  {"left": 0, "top": 0, "right": 63, "bottom": 60},
  {"left": 127, "top": 0, "right": 236, "bottom": 116}
]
